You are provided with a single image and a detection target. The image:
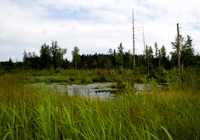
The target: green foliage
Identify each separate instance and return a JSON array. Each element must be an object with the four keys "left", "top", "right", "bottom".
[
  {"left": 166, "top": 68, "right": 180, "bottom": 85},
  {"left": 115, "top": 43, "right": 124, "bottom": 68},
  {"left": 23, "top": 41, "right": 66, "bottom": 70},
  {"left": 72, "top": 46, "right": 81, "bottom": 69},
  {"left": 171, "top": 34, "right": 195, "bottom": 68},
  {"left": 81, "top": 77, "right": 93, "bottom": 84},
  {"left": 123, "top": 50, "right": 132, "bottom": 68},
  {"left": 51, "top": 41, "right": 67, "bottom": 69},
  {"left": 154, "top": 42, "right": 158, "bottom": 58},
  {"left": 146, "top": 45, "right": 153, "bottom": 58},
  {"left": 160, "top": 45, "right": 166, "bottom": 59},
  {"left": 0, "top": 73, "right": 200, "bottom": 139},
  {"left": 40, "top": 43, "right": 51, "bottom": 69},
  {"left": 181, "top": 35, "right": 194, "bottom": 67},
  {"left": 148, "top": 78, "right": 160, "bottom": 92}
]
